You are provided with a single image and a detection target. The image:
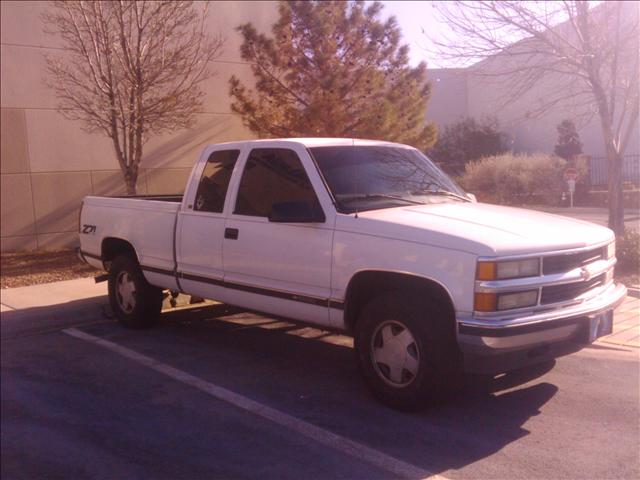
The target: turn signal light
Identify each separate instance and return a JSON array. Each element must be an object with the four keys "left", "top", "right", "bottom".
[
  {"left": 474, "top": 292, "right": 497, "bottom": 312},
  {"left": 477, "top": 259, "right": 540, "bottom": 280},
  {"left": 476, "top": 262, "right": 497, "bottom": 280}
]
